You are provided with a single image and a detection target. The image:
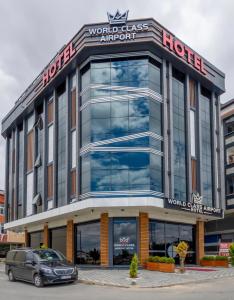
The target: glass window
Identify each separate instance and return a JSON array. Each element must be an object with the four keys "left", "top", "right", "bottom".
[
  {"left": 113, "top": 218, "right": 137, "bottom": 265},
  {"left": 57, "top": 89, "right": 67, "bottom": 207},
  {"left": 226, "top": 146, "right": 234, "bottom": 165},
  {"left": 224, "top": 116, "right": 234, "bottom": 135},
  {"left": 91, "top": 102, "right": 111, "bottom": 119},
  {"left": 75, "top": 221, "right": 100, "bottom": 265},
  {"left": 27, "top": 114, "right": 34, "bottom": 133},
  {"left": 26, "top": 172, "right": 33, "bottom": 216},
  {"left": 71, "top": 130, "right": 76, "bottom": 169},
  {"left": 48, "top": 125, "right": 54, "bottom": 163},
  {"left": 190, "top": 110, "right": 196, "bottom": 157},
  {"left": 111, "top": 101, "right": 128, "bottom": 118},
  {"left": 91, "top": 68, "right": 111, "bottom": 84},
  {"left": 29, "top": 231, "right": 43, "bottom": 248},
  {"left": 172, "top": 73, "right": 187, "bottom": 201},
  {"left": 15, "top": 251, "right": 26, "bottom": 262},
  {"left": 226, "top": 176, "right": 234, "bottom": 195},
  {"left": 200, "top": 89, "right": 213, "bottom": 206},
  {"left": 149, "top": 220, "right": 195, "bottom": 264},
  {"left": 50, "top": 227, "right": 66, "bottom": 257}
]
